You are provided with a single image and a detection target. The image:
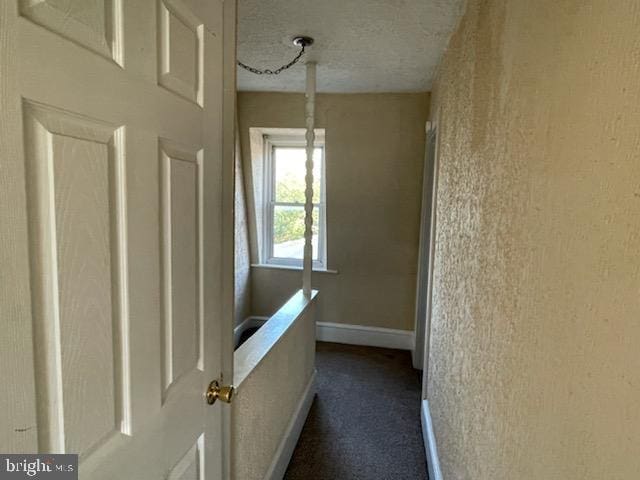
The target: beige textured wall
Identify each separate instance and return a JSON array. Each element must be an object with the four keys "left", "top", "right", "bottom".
[
  {"left": 427, "top": 1, "right": 640, "bottom": 479},
  {"left": 238, "top": 92, "right": 430, "bottom": 330},
  {"left": 231, "top": 293, "right": 316, "bottom": 480},
  {"left": 234, "top": 130, "right": 252, "bottom": 326}
]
